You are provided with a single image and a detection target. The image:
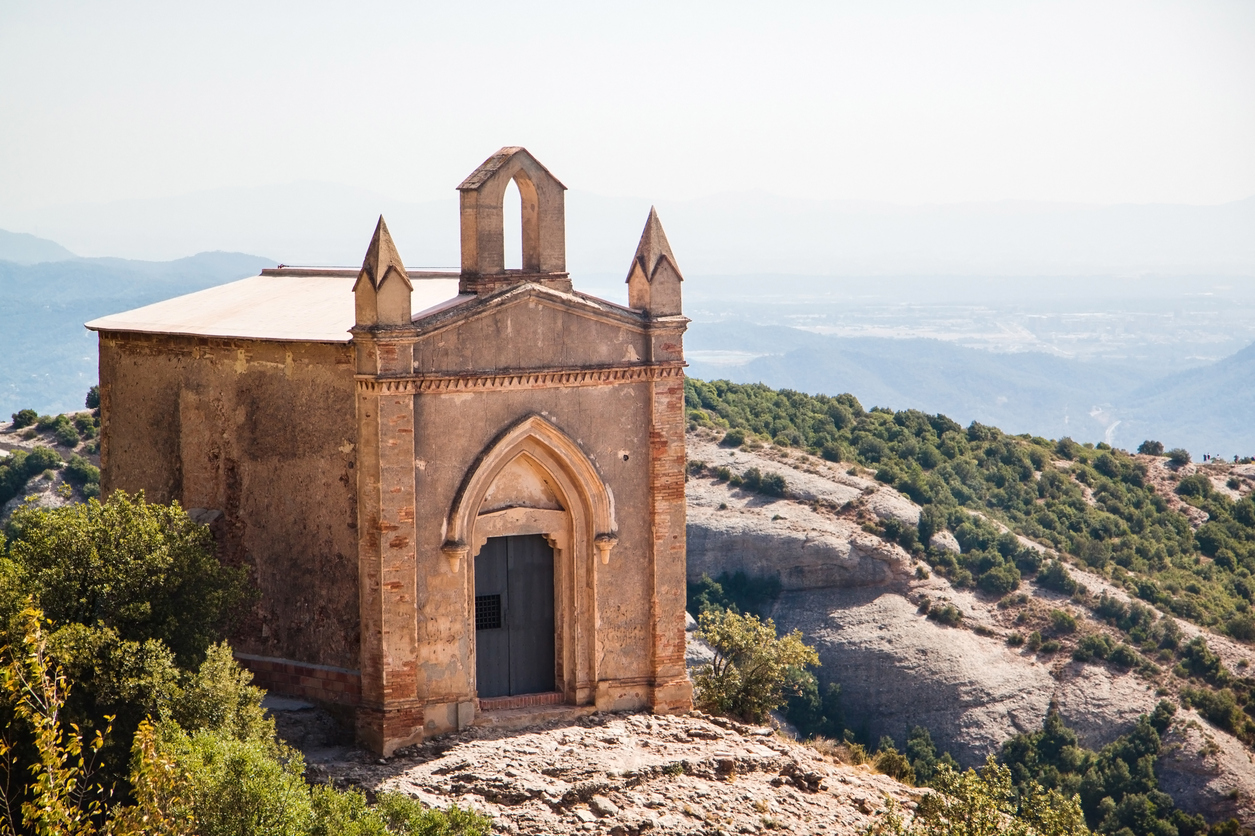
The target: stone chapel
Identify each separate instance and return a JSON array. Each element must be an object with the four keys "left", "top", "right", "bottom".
[{"left": 86, "top": 147, "right": 693, "bottom": 755}]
